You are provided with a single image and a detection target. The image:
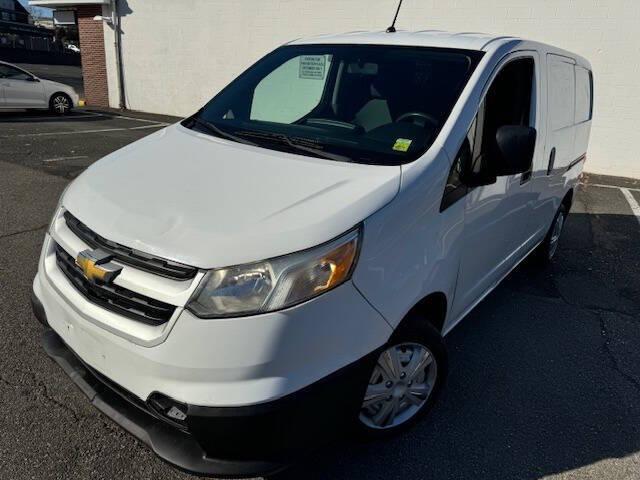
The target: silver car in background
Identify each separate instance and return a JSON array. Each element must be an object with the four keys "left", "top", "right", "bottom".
[{"left": 0, "top": 61, "right": 80, "bottom": 114}]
